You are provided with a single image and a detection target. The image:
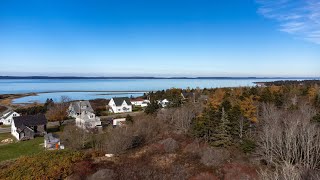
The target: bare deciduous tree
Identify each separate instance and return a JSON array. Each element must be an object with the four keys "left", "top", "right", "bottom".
[
  {"left": 156, "top": 103, "right": 203, "bottom": 134},
  {"left": 258, "top": 103, "right": 320, "bottom": 170},
  {"left": 46, "top": 96, "right": 71, "bottom": 126},
  {"left": 60, "top": 125, "right": 91, "bottom": 150}
]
